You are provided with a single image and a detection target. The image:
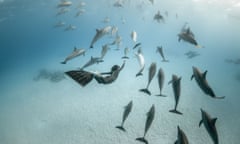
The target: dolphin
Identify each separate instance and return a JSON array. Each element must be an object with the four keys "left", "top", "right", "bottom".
[
  {"left": 178, "top": 26, "right": 201, "bottom": 48},
  {"left": 131, "top": 30, "right": 137, "bottom": 43},
  {"left": 155, "top": 68, "right": 167, "bottom": 97},
  {"left": 54, "top": 21, "right": 65, "bottom": 28},
  {"left": 80, "top": 56, "right": 103, "bottom": 70},
  {"left": 139, "top": 62, "right": 157, "bottom": 95},
  {"left": 154, "top": 11, "right": 164, "bottom": 23},
  {"left": 135, "top": 49, "right": 145, "bottom": 77},
  {"left": 111, "top": 26, "right": 118, "bottom": 37},
  {"left": 133, "top": 42, "right": 141, "bottom": 49},
  {"left": 168, "top": 74, "right": 183, "bottom": 115},
  {"left": 199, "top": 109, "right": 219, "bottom": 144},
  {"left": 116, "top": 100, "right": 133, "bottom": 132},
  {"left": 174, "top": 126, "right": 189, "bottom": 144},
  {"left": 156, "top": 46, "right": 169, "bottom": 62},
  {"left": 57, "top": 0, "right": 72, "bottom": 8},
  {"left": 184, "top": 51, "right": 200, "bottom": 59},
  {"left": 136, "top": 104, "right": 155, "bottom": 144},
  {"left": 100, "top": 44, "right": 110, "bottom": 59},
  {"left": 90, "top": 26, "right": 112, "bottom": 48},
  {"left": 75, "top": 9, "right": 85, "bottom": 17},
  {"left": 122, "top": 47, "right": 129, "bottom": 59},
  {"left": 64, "top": 24, "right": 77, "bottom": 31},
  {"left": 61, "top": 47, "right": 85, "bottom": 64},
  {"left": 191, "top": 66, "right": 225, "bottom": 99},
  {"left": 110, "top": 33, "right": 122, "bottom": 50},
  {"left": 113, "top": 0, "right": 124, "bottom": 7},
  {"left": 56, "top": 8, "right": 69, "bottom": 16}
]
